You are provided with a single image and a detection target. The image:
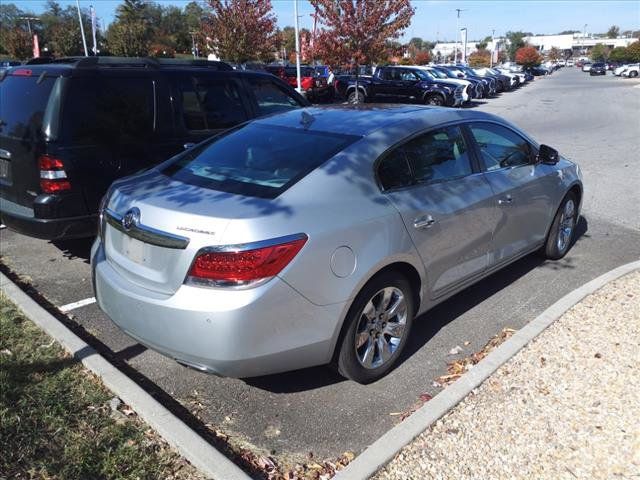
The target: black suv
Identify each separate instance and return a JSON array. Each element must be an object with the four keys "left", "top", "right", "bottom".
[
  {"left": 589, "top": 62, "right": 606, "bottom": 76},
  {"left": 0, "top": 57, "right": 308, "bottom": 240}
]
